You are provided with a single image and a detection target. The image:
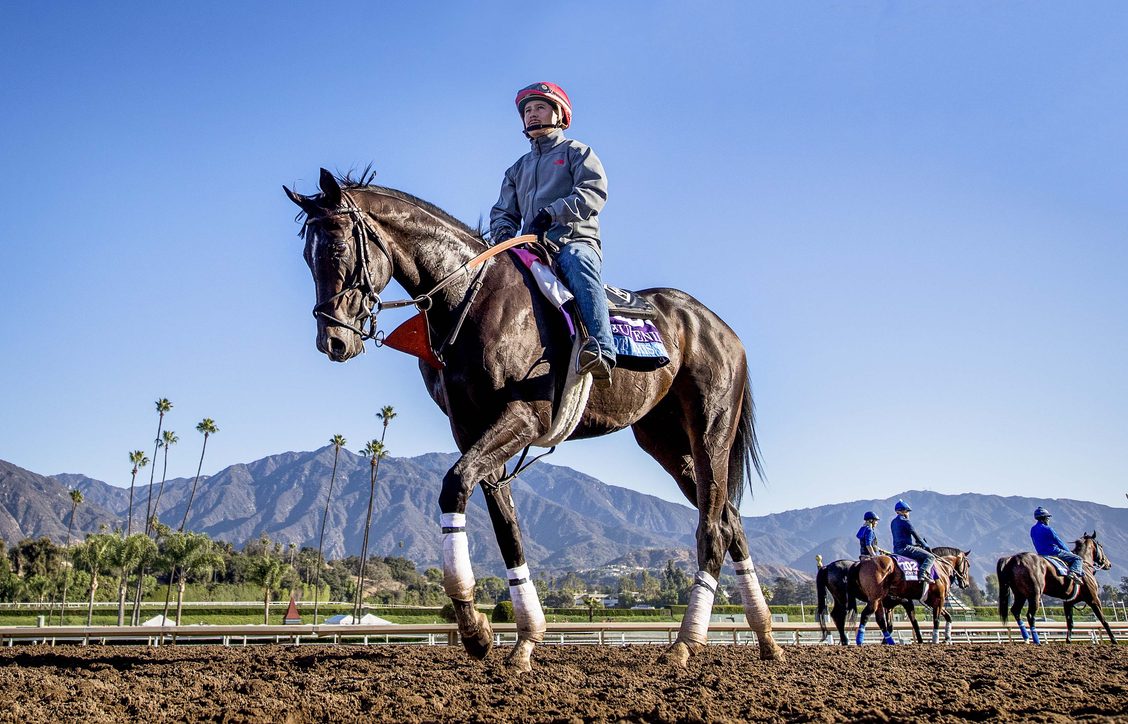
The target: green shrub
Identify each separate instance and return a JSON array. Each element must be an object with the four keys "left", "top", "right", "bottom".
[
  {"left": 439, "top": 602, "right": 456, "bottom": 623},
  {"left": 491, "top": 601, "right": 514, "bottom": 623}
]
